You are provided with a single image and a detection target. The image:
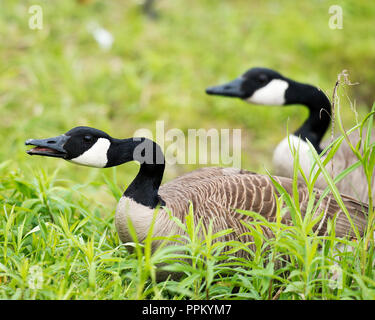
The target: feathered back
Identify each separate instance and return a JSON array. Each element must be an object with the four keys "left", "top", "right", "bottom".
[{"left": 150, "top": 168, "right": 368, "bottom": 254}]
